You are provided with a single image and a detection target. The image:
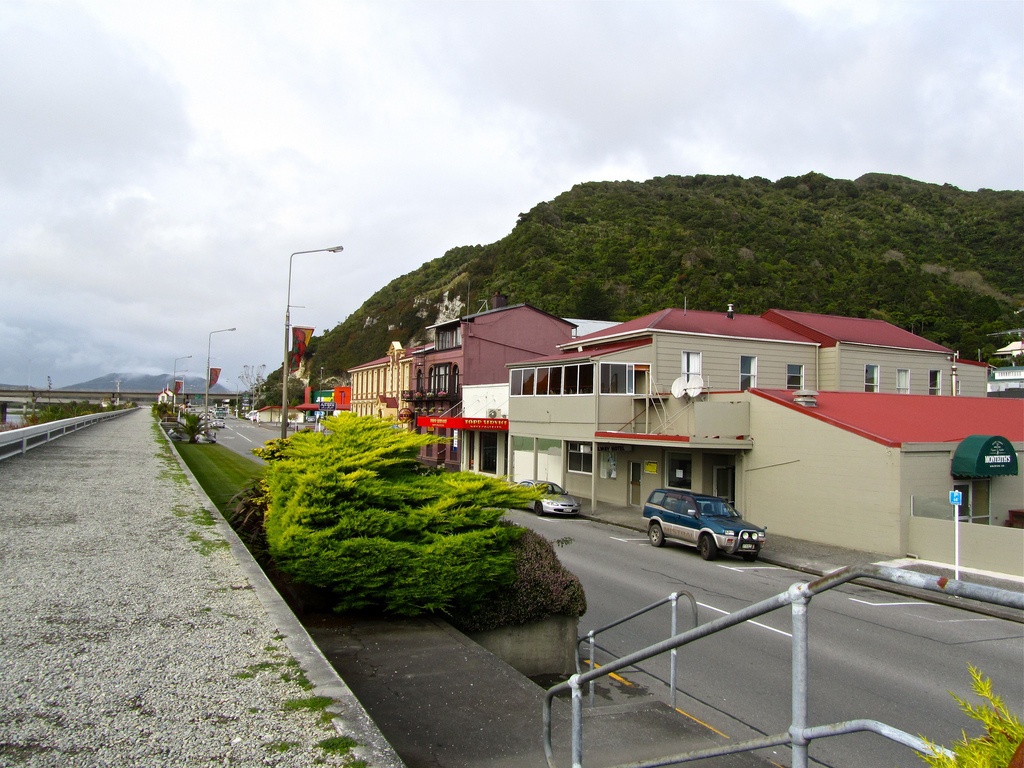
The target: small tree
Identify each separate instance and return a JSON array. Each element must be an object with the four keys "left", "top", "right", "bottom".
[
  {"left": 256, "top": 413, "right": 553, "bottom": 618},
  {"left": 178, "top": 413, "right": 207, "bottom": 444}
]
